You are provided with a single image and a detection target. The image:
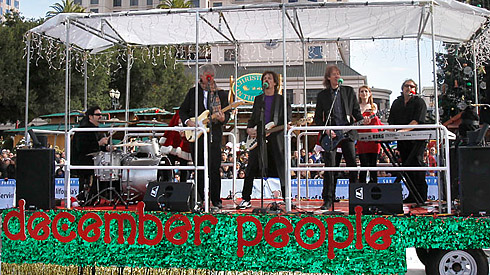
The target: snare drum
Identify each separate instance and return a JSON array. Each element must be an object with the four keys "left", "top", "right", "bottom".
[{"left": 93, "top": 151, "right": 123, "bottom": 181}]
